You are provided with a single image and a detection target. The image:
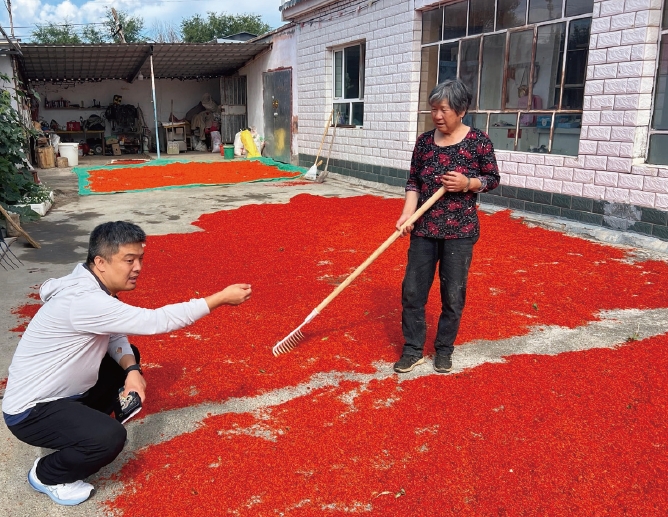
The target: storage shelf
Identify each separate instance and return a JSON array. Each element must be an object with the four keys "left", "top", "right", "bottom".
[{"left": 45, "top": 107, "right": 107, "bottom": 110}]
